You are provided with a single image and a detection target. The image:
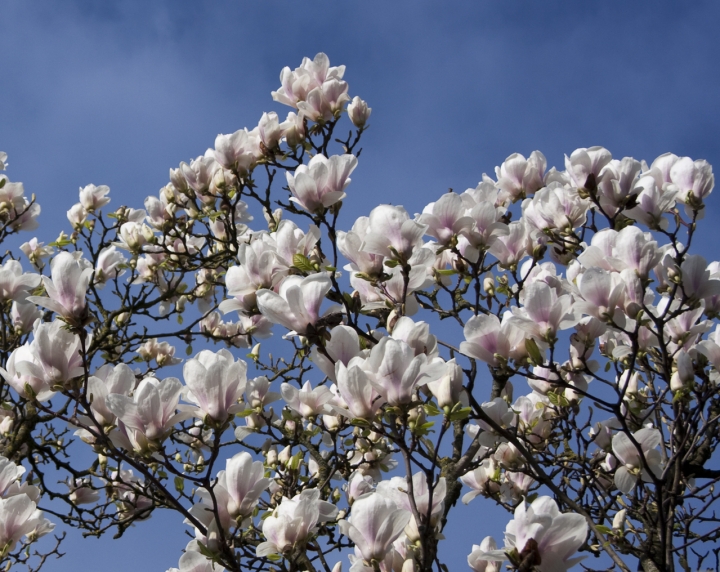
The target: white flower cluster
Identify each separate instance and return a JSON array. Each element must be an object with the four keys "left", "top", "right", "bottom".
[{"left": 0, "top": 51, "right": 718, "bottom": 572}]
